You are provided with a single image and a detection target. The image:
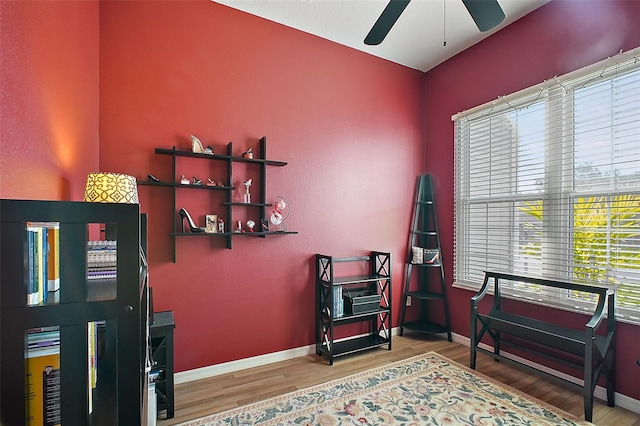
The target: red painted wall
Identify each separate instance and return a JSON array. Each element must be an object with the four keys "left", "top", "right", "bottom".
[
  {"left": 98, "top": 1, "right": 425, "bottom": 373},
  {"left": 0, "top": 0, "right": 99, "bottom": 201},
  {"left": 3, "top": 0, "right": 638, "bottom": 405},
  {"left": 425, "top": 0, "right": 640, "bottom": 401}
]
